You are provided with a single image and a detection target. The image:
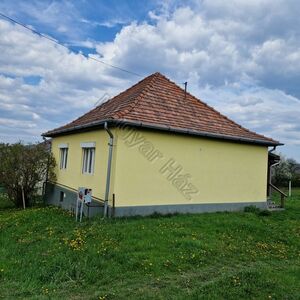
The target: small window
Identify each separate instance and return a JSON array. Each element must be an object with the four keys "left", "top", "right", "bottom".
[
  {"left": 82, "top": 147, "right": 95, "bottom": 174},
  {"left": 60, "top": 148, "right": 68, "bottom": 169},
  {"left": 60, "top": 191, "right": 65, "bottom": 202}
]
